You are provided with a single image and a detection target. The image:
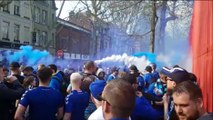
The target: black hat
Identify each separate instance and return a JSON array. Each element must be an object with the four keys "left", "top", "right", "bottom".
[
  {"left": 162, "top": 67, "right": 190, "bottom": 84},
  {"left": 10, "top": 62, "right": 20, "bottom": 68}
]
